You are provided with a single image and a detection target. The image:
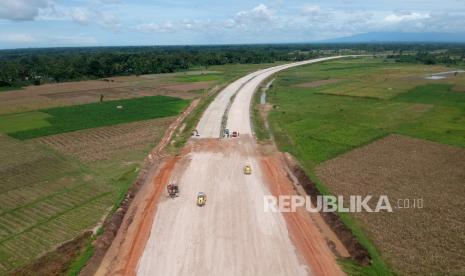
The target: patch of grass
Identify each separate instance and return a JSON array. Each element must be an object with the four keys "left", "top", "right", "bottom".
[
  {"left": 393, "top": 83, "right": 465, "bottom": 106},
  {"left": 0, "top": 85, "right": 23, "bottom": 92},
  {"left": 9, "top": 95, "right": 189, "bottom": 140},
  {"left": 175, "top": 73, "right": 223, "bottom": 82},
  {"left": 251, "top": 81, "right": 272, "bottom": 142},
  {"left": 66, "top": 236, "right": 94, "bottom": 276},
  {"left": 0, "top": 111, "right": 51, "bottom": 133}
]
